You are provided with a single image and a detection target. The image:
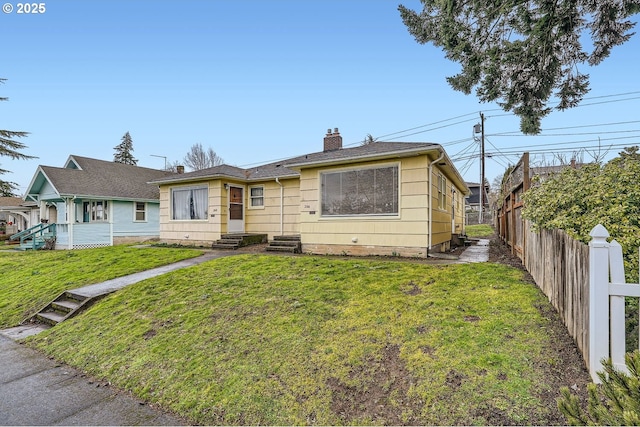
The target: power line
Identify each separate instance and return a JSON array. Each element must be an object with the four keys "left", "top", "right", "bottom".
[{"left": 490, "top": 120, "right": 640, "bottom": 136}]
